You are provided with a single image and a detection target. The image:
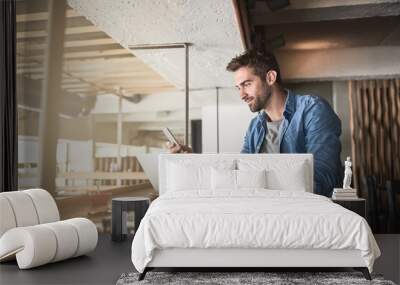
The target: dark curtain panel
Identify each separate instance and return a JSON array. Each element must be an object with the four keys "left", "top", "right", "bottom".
[{"left": 0, "top": 0, "right": 17, "bottom": 192}]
